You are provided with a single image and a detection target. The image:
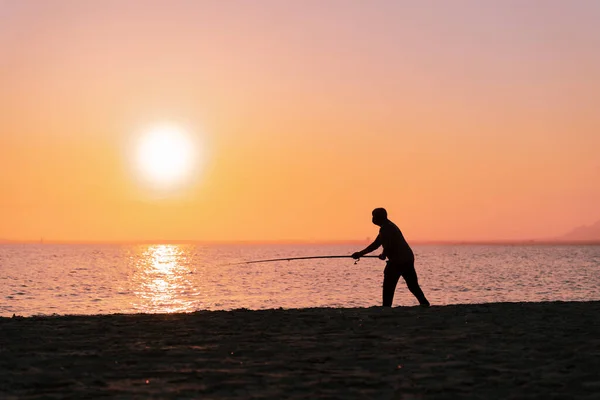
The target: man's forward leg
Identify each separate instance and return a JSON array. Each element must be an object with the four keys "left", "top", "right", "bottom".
[{"left": 382, "top": 264, "right": 401, "bottom": 307}]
